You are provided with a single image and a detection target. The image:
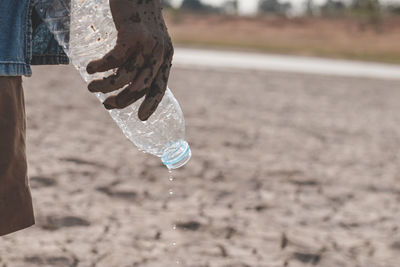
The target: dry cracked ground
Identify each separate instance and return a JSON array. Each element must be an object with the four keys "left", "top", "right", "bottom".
[{"left": 1, "top": 64, "right": 400, "bottom": 267}]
